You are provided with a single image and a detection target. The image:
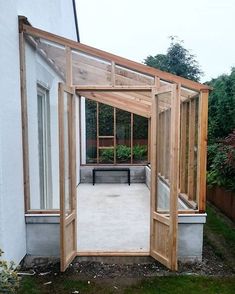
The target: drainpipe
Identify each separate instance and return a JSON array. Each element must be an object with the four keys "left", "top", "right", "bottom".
[{"left": 72, "top": 0, "right": 80, "bottom": 42}]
